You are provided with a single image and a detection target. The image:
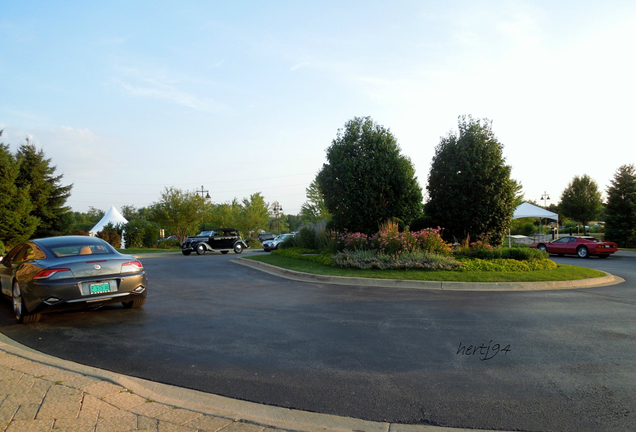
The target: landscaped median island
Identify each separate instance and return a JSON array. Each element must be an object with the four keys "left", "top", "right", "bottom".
[{"left": 245, "top": 223, "right": 606, "bottom": 283}]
